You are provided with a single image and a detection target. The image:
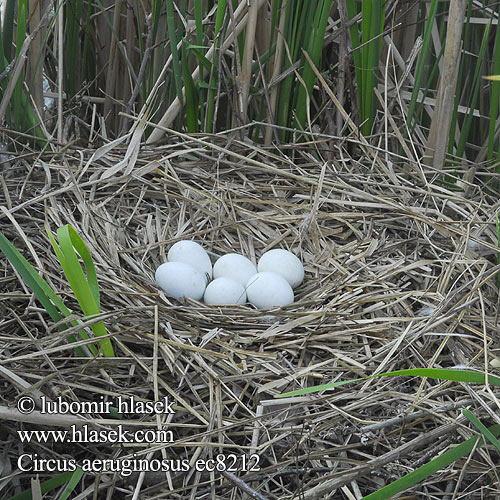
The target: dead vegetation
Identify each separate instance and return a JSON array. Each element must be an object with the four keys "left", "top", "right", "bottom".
[{"left": 1, "top": 132, "right": 500, "bottom": 498}]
